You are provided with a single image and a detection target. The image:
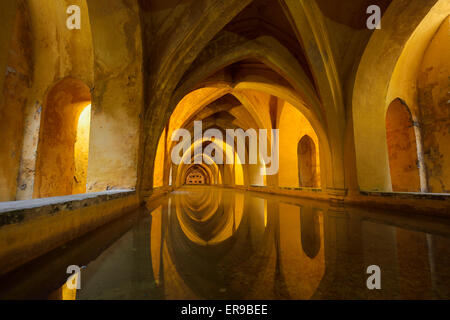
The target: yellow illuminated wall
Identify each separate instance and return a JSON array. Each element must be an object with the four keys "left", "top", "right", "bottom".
[
  {"left": 73, "top": 104, "right": 91, "bottom": 194},
  {"left": 234, "top": 152, "right": 244, "bottom": 186},
  {"left": 153, "top": 128, "right": 166, "bottom": 188},
  {"left": 418, "top": 17, "right": 450, "bottom": 193},
  {"left": 34, "top": 78, "right": 92, "bottom": 198},
  {"left": 385, "top": 100, "right": 420, "bottom": 192},
  {"left": 278, "top": 101, "right": 321, "bottom": 188}
]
